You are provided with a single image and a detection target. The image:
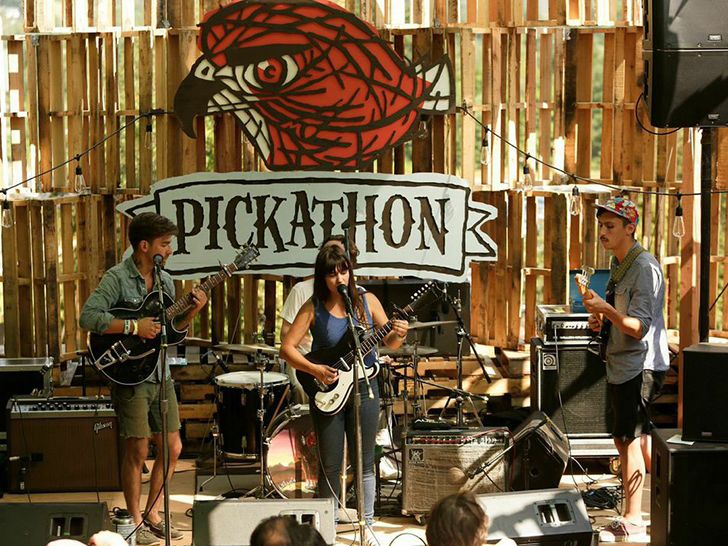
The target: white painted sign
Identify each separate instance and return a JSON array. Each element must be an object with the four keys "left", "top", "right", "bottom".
[{"left": 118, "top": 171, "right": 497, "bottom": 281}]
